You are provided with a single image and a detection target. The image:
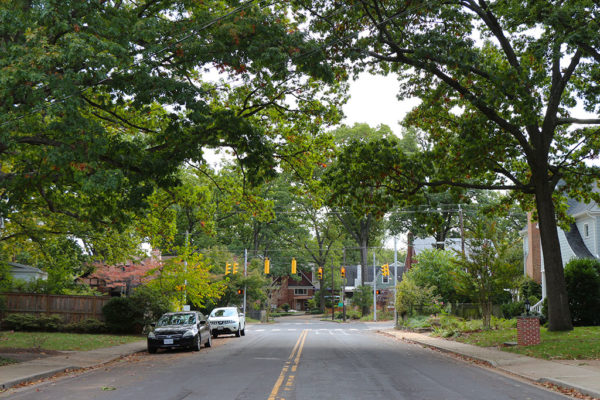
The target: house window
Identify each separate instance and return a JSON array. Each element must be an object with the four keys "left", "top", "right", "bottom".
[
  {"left": 294, "top": 288, "right": 307, "bottom": 295},
  {"left": 584, "top": 223, "right": 590, "bottom": 238}
]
